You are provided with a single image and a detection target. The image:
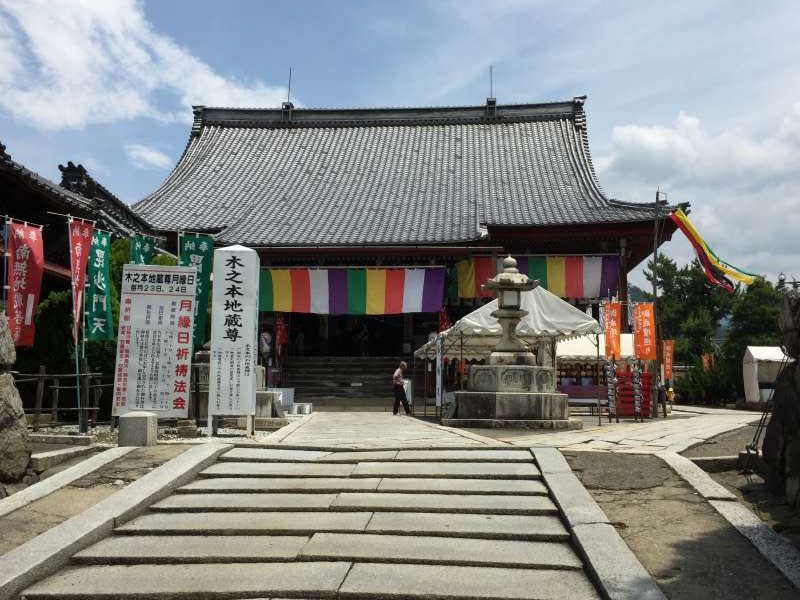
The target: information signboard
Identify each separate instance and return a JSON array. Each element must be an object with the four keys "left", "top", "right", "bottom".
[
  {"left": 112, "top": 264, "right": 197, "bottom": 418},
  {"left": 208, "top": 245, "right": 259, "bottom": 416}
]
